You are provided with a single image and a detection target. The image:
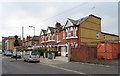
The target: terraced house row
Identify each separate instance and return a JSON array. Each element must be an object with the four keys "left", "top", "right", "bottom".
[{"left": 39, "top": 14, "right": 119, "bottom": 57}]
